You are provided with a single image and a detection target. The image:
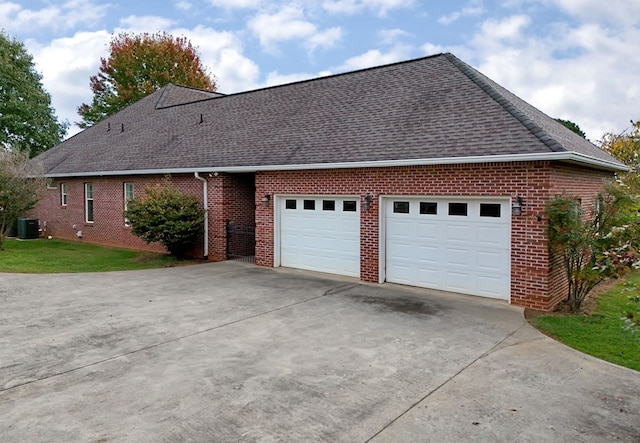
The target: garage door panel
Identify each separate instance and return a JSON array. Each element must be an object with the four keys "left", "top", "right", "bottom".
[
  {"left": 476, "top": 225, "right": 509, "bottom": 247},
  {"left": 416, "top": 220, "right": 442, "bottom": 241},
  {"left": 445, "top": 271, "right": 473, "bottom": 291},
  {"left": 476, "top": 250, "right": 509, "bottom": 272},
  {"left": 445, "top": 224, "right": 472, "bottom": 243},
  {"left": 417, "top": 244, "right": 440, "bottom": 263},
  {"left": 417, "top": 268, "right": 443, "bottom": 287},
  {"left": 477, "top": 275, "right": 509, "bottom": 296},
  {"left": 446, "top": 247, "right": 473, "bottom": 268},
  {"left": 280, "top": 197, "right": 360, "bottom": 277},
  {"left": 386, "top": 197, "right": 510, "bottom": 300}
]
